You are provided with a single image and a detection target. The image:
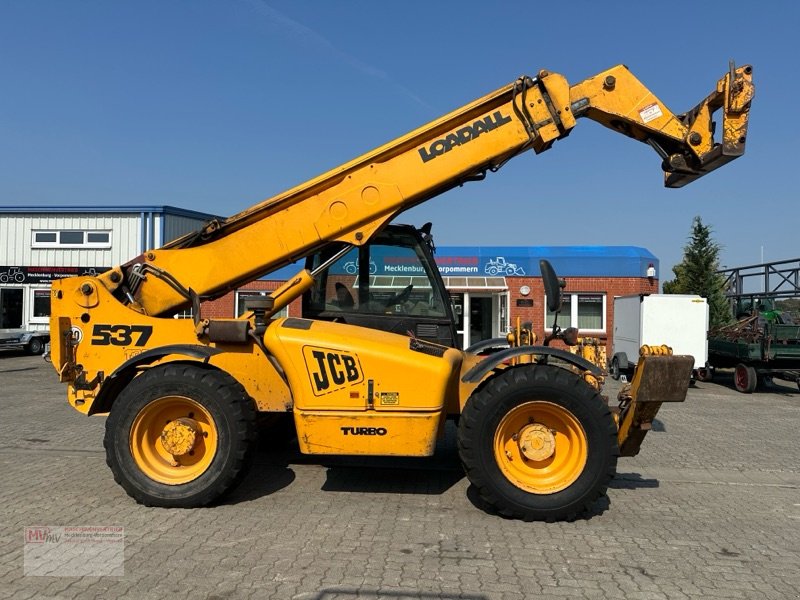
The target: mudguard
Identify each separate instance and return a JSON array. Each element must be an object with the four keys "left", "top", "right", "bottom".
[
  {"left": 461, "top": 345, "right": 602, "bottom": 383},
  {"left": 88, "top": 344, "right": 223, "bottom": 415}
]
